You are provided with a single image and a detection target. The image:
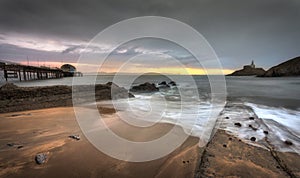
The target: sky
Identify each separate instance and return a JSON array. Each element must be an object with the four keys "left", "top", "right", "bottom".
[{"left": 0, "top": 0, "right": 299, "bottom": 74}]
